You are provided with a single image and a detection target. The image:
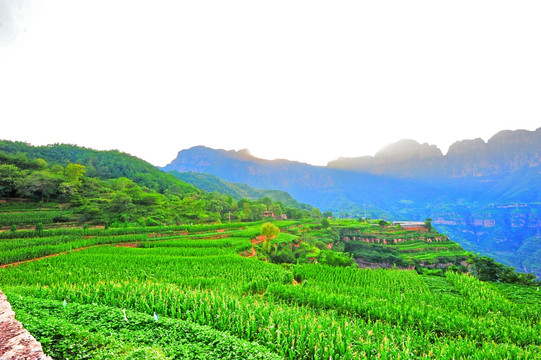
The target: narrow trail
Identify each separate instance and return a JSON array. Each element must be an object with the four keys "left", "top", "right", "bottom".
[
  {"left": 244, "top": 246, "right": 257, "bottom": 258},
  {"left": 239, "top": 236, "right": 266, "bottom": 258},
  {"left": 0, "top": 241, "right": 140, "bottom": 269},
  {"left": 250, "top": 235, "right": 266, "bottom": 245}
]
